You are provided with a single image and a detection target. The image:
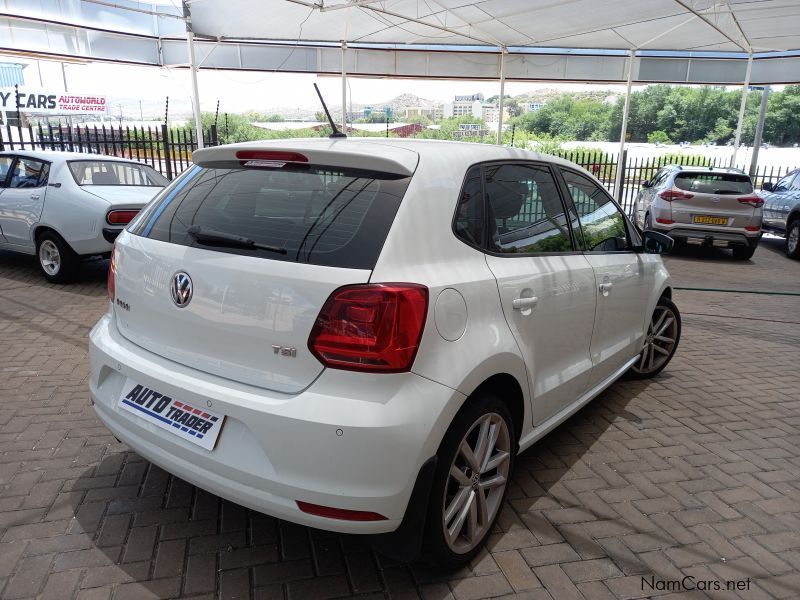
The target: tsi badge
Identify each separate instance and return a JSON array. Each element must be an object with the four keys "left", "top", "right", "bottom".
[{"left": 272, "top": 344, "right": 297, "bottom": 358}]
